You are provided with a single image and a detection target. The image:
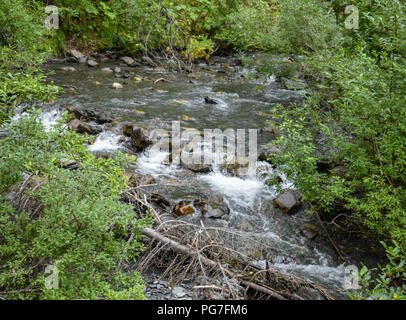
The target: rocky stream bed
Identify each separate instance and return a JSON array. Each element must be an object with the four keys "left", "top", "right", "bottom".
[{"left": 13, "top": 52, "right": 386, "bottom": 299}]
